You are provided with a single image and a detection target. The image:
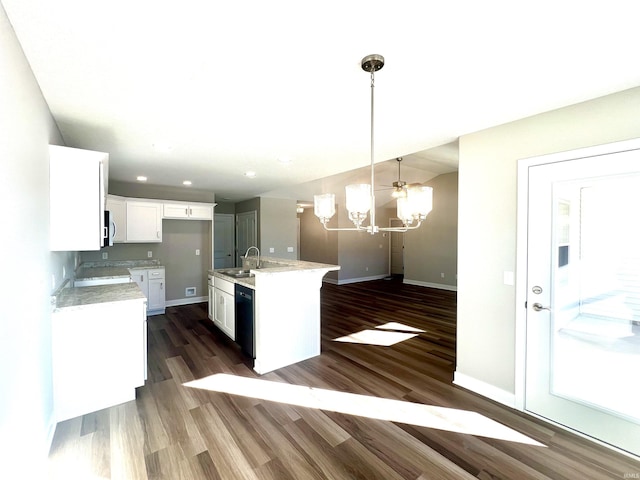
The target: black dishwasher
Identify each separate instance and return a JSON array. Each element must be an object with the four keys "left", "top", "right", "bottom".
[{"left": 235, "top": 284, "right": 255, "bottom": 359}]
